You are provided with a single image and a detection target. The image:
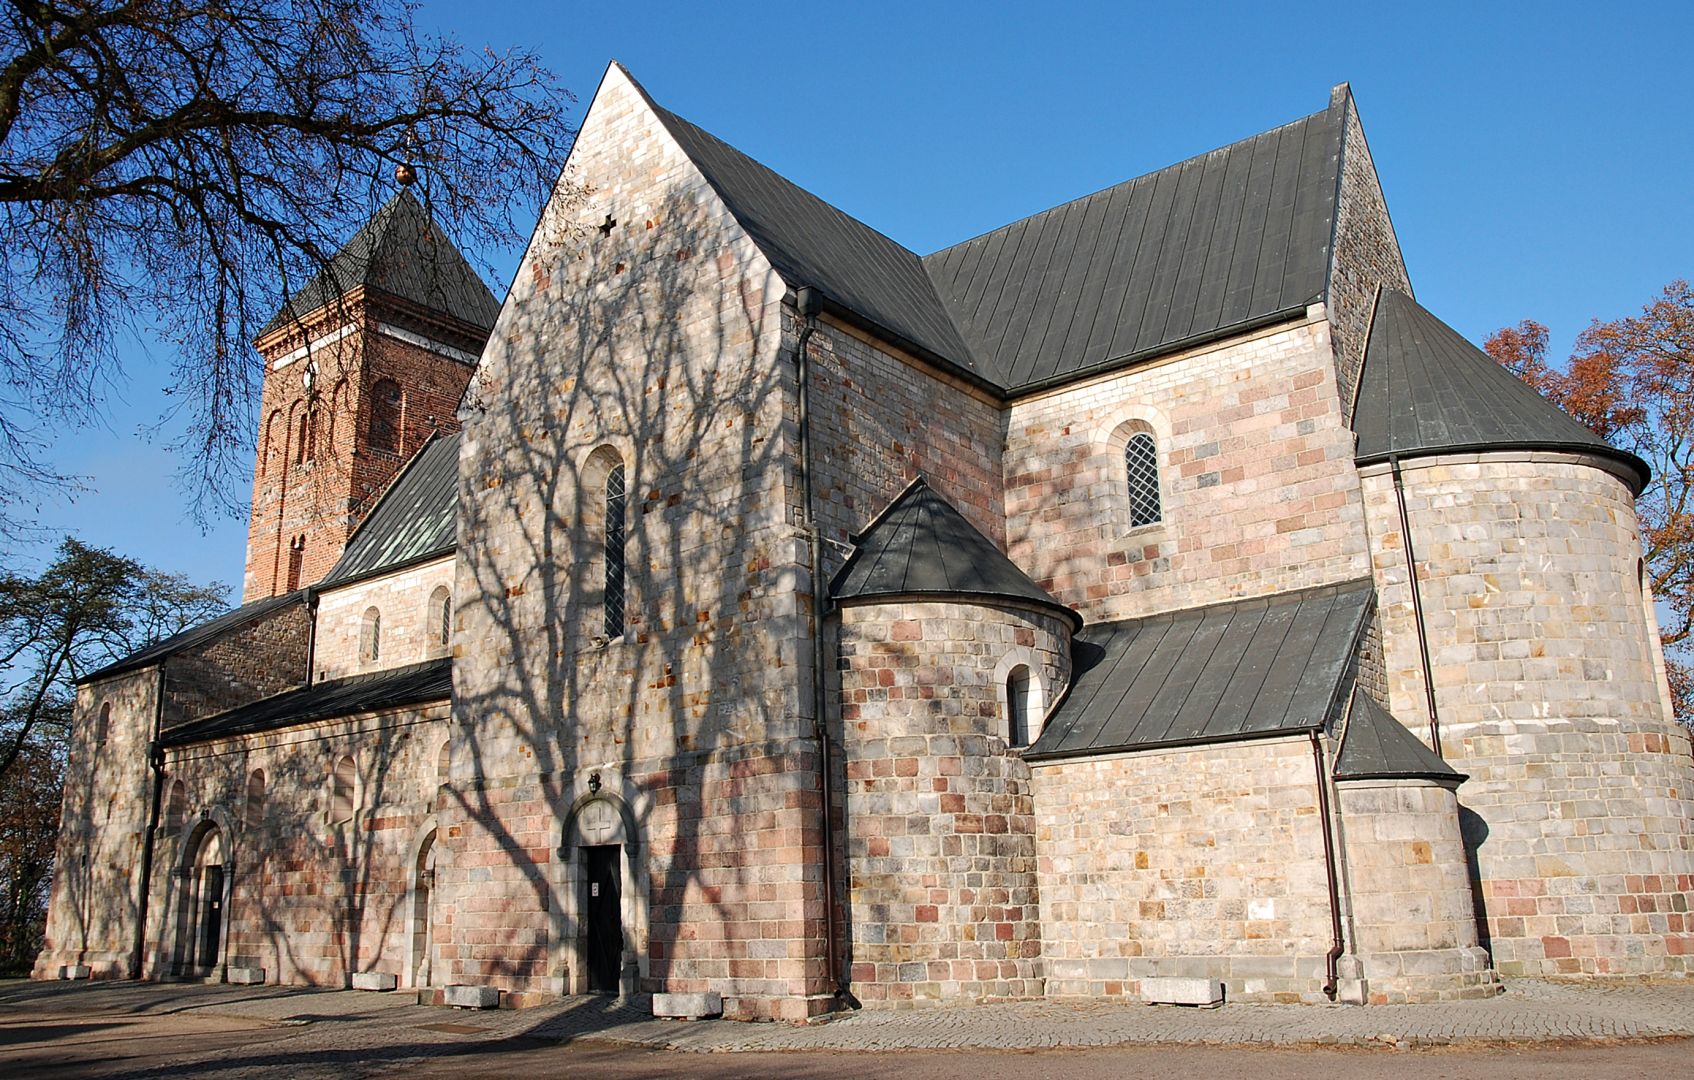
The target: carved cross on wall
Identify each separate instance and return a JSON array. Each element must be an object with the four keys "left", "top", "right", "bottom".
[{"left": 597, "top": 214, "right": 616, "bottom": 237}]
